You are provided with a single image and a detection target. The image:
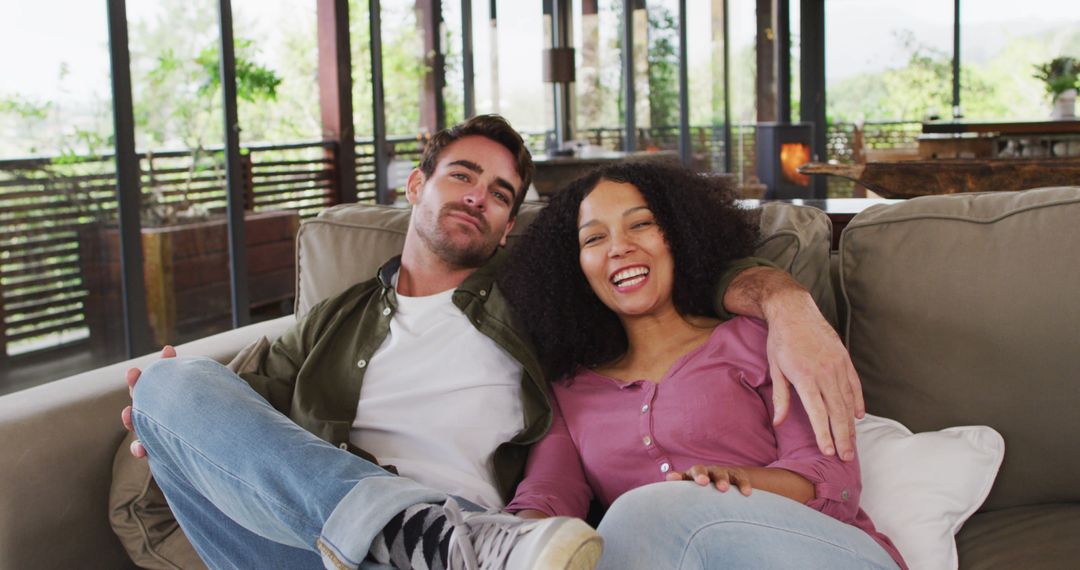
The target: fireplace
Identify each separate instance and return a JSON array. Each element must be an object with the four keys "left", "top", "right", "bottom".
[{"left": 756, "top": 122, "right": 816, "bottom": 199}]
